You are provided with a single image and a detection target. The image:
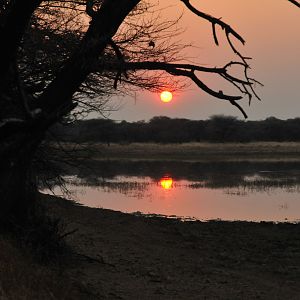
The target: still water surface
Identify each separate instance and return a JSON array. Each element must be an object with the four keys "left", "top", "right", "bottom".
[{"left": 49, "top": 160, "right": 300, "bottom": 222}]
